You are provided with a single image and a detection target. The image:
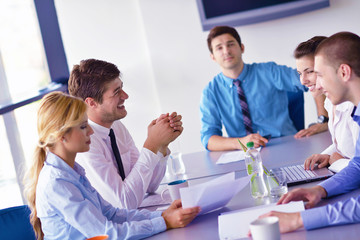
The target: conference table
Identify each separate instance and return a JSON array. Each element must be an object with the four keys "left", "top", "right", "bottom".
[{"left": 146, "top": 131, "right": 360, "bottom": 240}]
